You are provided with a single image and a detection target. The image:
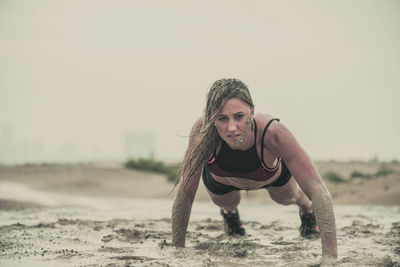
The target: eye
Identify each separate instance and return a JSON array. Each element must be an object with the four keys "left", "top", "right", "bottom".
[
  {"left": 218, "top": 117, "right": 228, "bottom": 122},
  {"left": 234, "top": 114, "right": 244, "bottom": 120}
]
